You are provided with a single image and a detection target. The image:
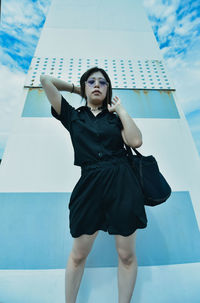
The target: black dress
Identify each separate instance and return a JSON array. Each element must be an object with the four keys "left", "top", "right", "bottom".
[{"left": 51, "top": 94, "right": 148, "bottom": 238}]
